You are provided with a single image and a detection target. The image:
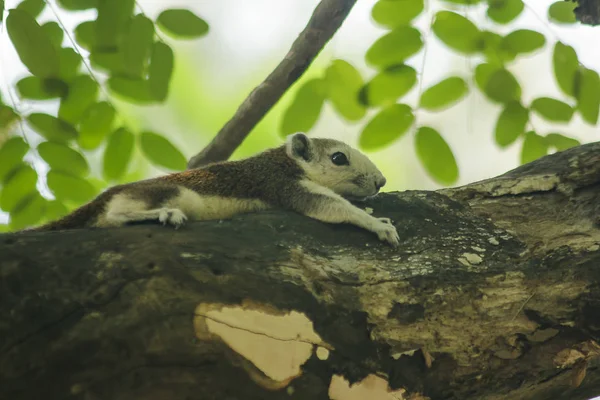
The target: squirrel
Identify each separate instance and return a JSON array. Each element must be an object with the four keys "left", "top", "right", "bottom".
[{"left": 27, "top": 133, "right": 399, "bottom": 246}]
